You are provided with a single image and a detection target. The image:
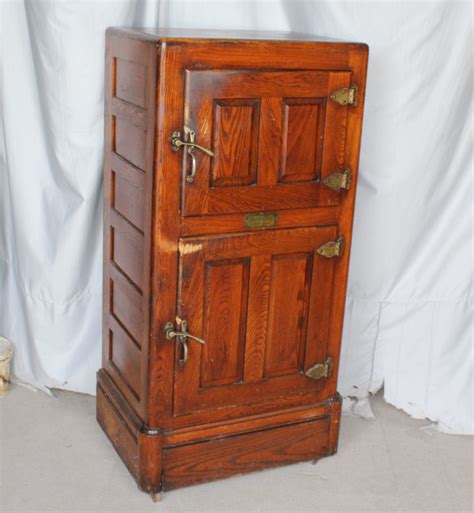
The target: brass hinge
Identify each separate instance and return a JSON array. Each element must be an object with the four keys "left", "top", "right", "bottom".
[
  {"left": 330, "top": 85, "right": 359, "bottom": 106},
  {"left": 305, "top": 357, "right": 332, "bottom": 380},
  {"left": 323, "top": 168, "right": 352, "bottom": 191},
  {"left": 316, "top": 236, "right": 345, "bottom": 259}
]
